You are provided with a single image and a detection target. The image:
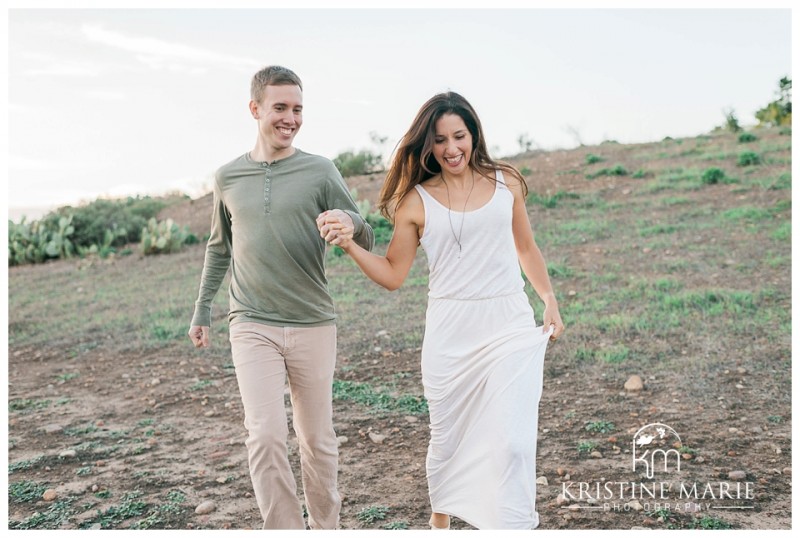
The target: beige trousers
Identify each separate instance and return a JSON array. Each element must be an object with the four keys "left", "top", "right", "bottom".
[{"left": 229, "top": 321, "right": 340, "bottom": 529}]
